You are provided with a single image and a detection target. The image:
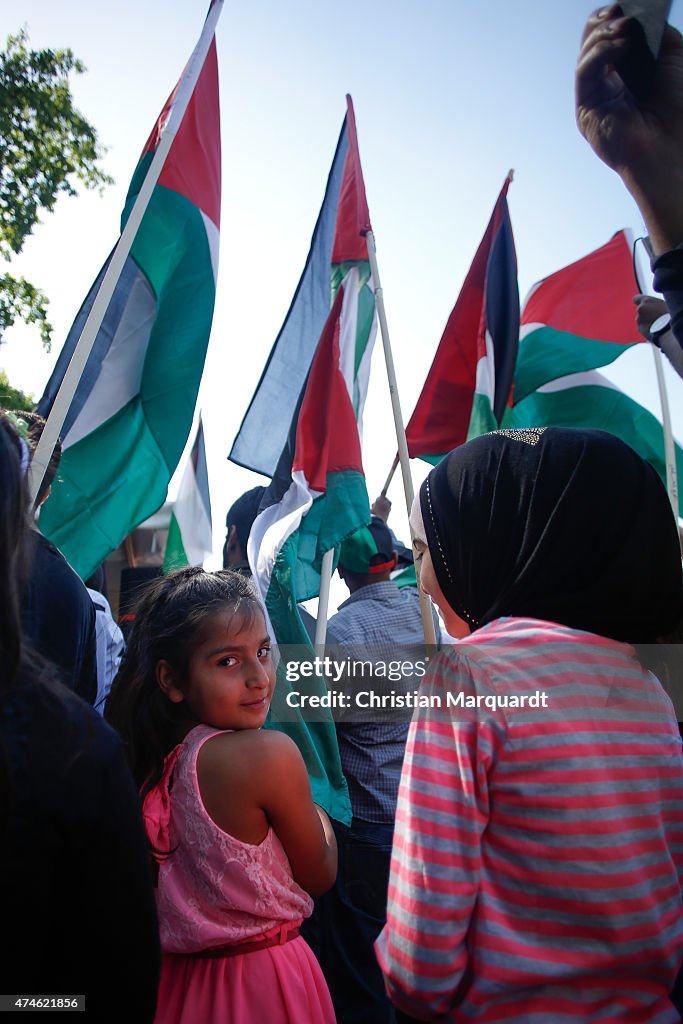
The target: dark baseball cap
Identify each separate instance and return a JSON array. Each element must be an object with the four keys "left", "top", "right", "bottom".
[{"left": 338, "top": 516, "right": 397, "bottom": 575}]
